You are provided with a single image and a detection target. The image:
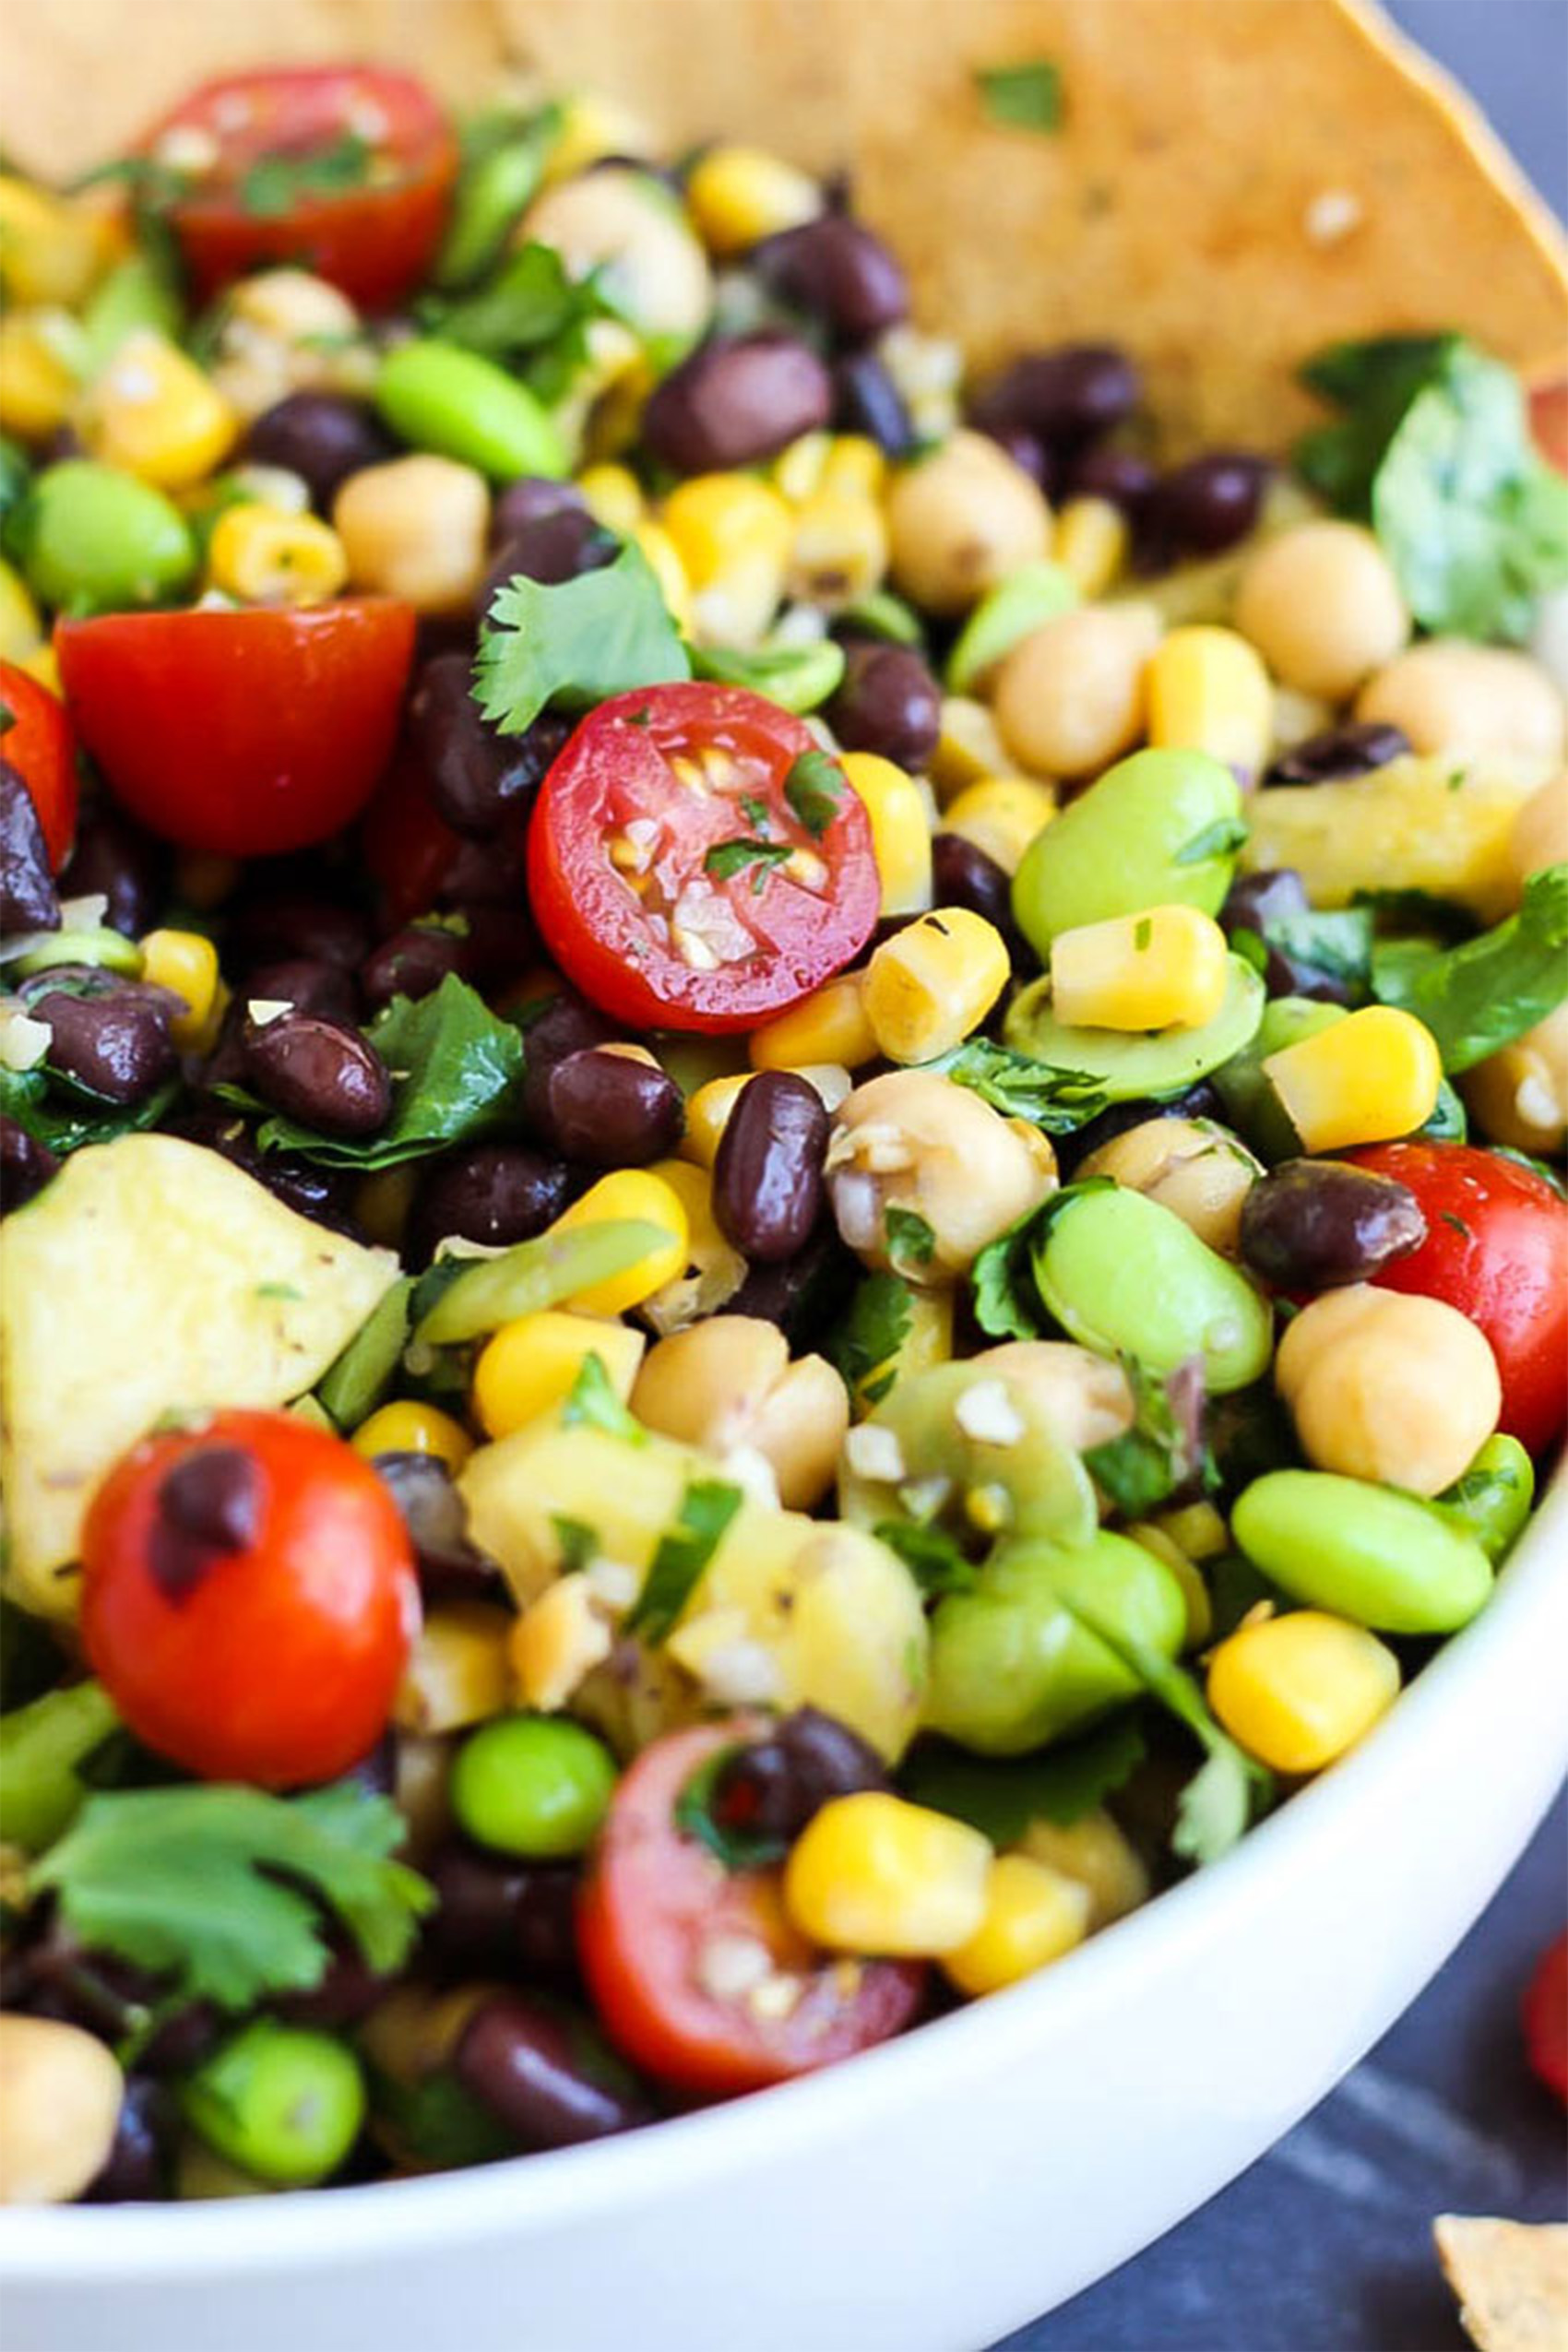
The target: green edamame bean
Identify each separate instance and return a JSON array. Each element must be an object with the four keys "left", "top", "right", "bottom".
[
  {"left": 926, "top": 1531, "right": 1186, "bottom": 1755},
  {"left": 1211, "top": 995, "right": 1345, "bottom": 1161},
  {"left": 1431, "top": 1434, "right": 1535, "bottom": 1564},
  {"left": 181, "top": 2022, "right": 366, "bottom": 2187},
  {"left": 1011, "top": 746, "right": 1243, "bottom": 956},
  {"left": 15, "top": 461, "right": 196, "bottom": 615},
  {"left": 1231, "top": 1469, "right": 1494, "bottom": 1633},
  {"left": 1033, "top": 1185, "right": 1274, "bottom": 1394},
  {"left": 375, "top": 340, "right": 568, "bottom": 482},
  {"left": 451, "top": 1713, "right": 617, "bottom": 1858},
  {"left": 946, "top": 560, "right": 1077, "bottom": 695},
  {"left": 1004, "top": 953, "right": 1264, "bottom": 1104},
  {"left": 839, "top": 1360, "right": 1099, "bottom": 1552},
  {"left": 690, "top": 636, "right": 846, "bottom": 712},
  {"left": 12, "top": 927, "right": 143, "bottom": 980}
]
